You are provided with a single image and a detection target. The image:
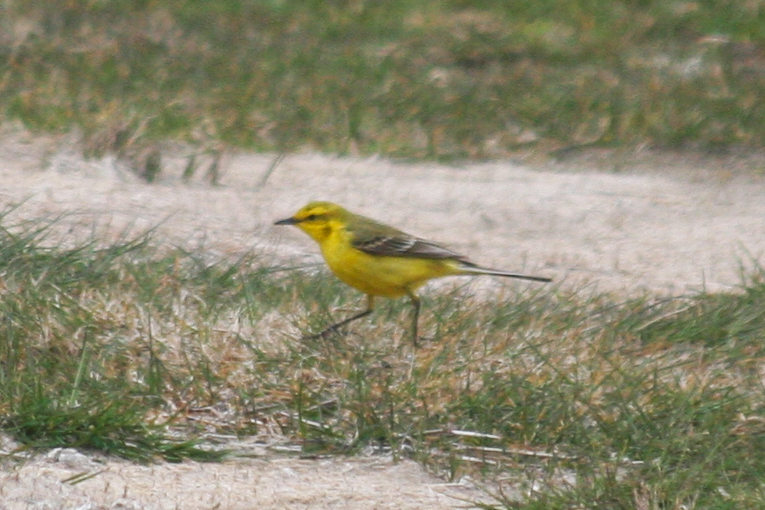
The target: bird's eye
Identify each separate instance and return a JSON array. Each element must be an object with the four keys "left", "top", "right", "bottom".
[{"left": 305, "top": 214, "right": 317, "bottom": 221}]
